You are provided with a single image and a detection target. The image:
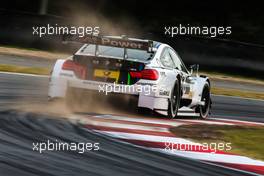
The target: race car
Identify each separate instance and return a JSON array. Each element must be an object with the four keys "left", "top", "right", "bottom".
[{"left": 48, "top": 35, "right": 211, "bottom": 119}]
